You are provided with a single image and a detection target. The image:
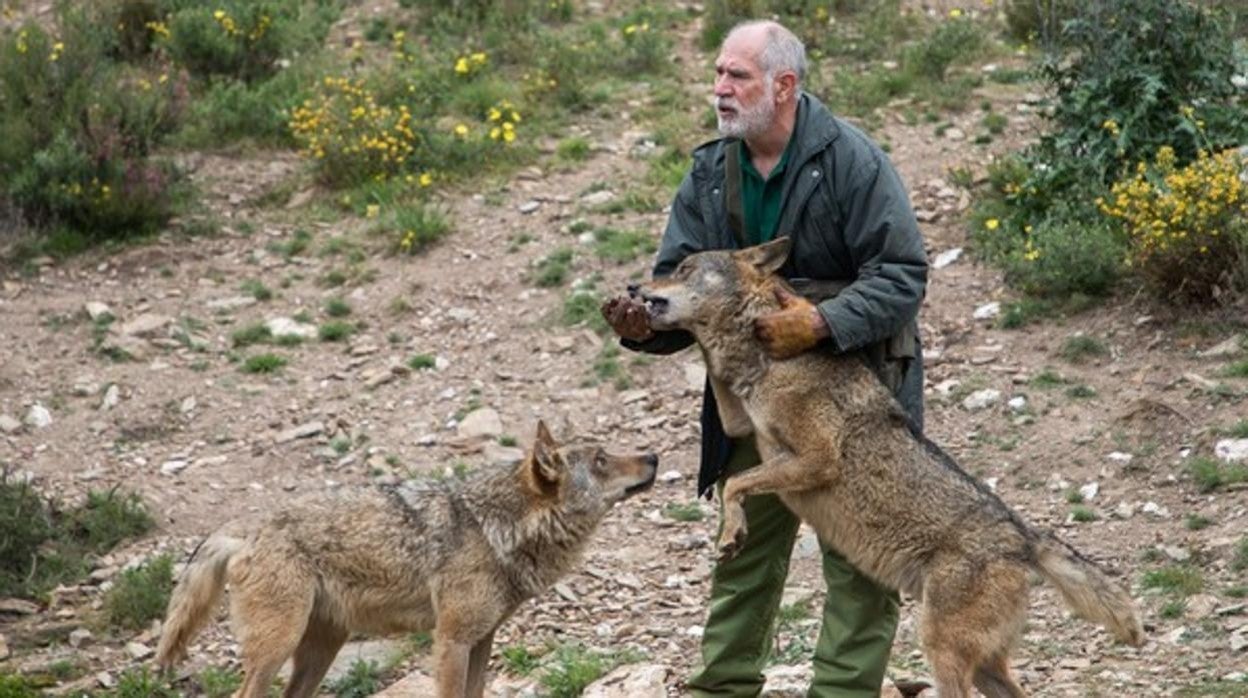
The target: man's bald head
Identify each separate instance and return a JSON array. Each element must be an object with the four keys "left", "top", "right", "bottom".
[{"left": 722, "top": 20, "right": 807, "bottom": 86}]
